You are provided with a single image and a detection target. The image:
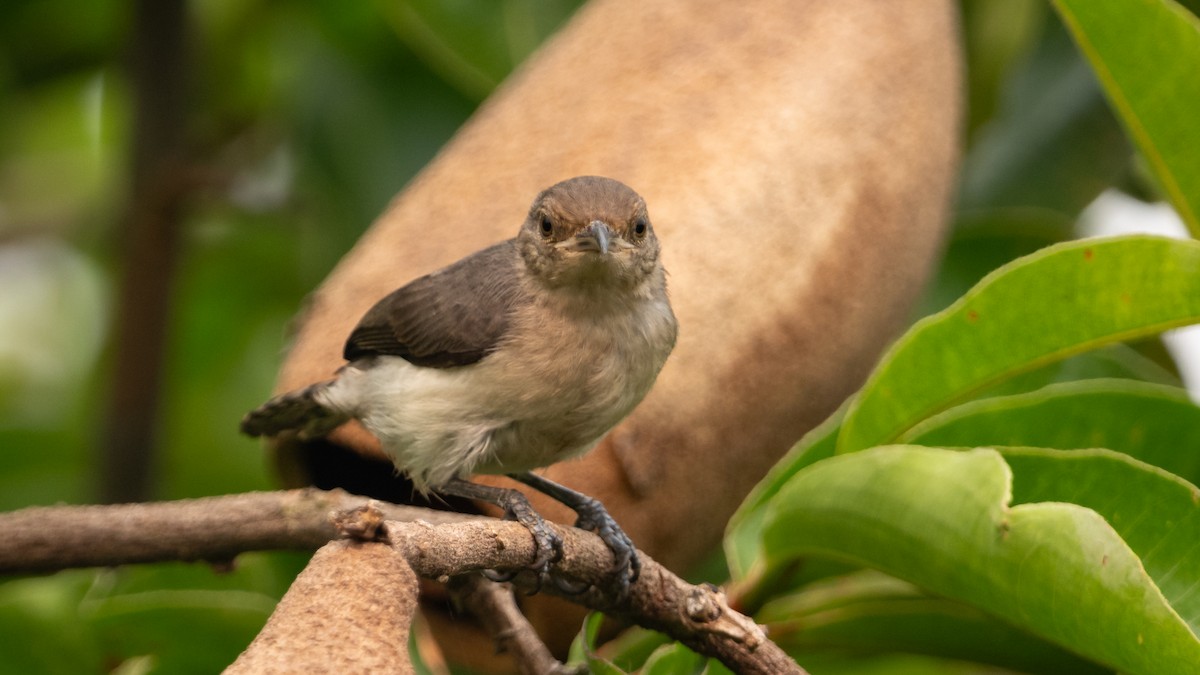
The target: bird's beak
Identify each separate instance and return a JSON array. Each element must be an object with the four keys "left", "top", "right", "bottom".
[{"left": 571, "top": 220, "right": 612, "bottom": 255}]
